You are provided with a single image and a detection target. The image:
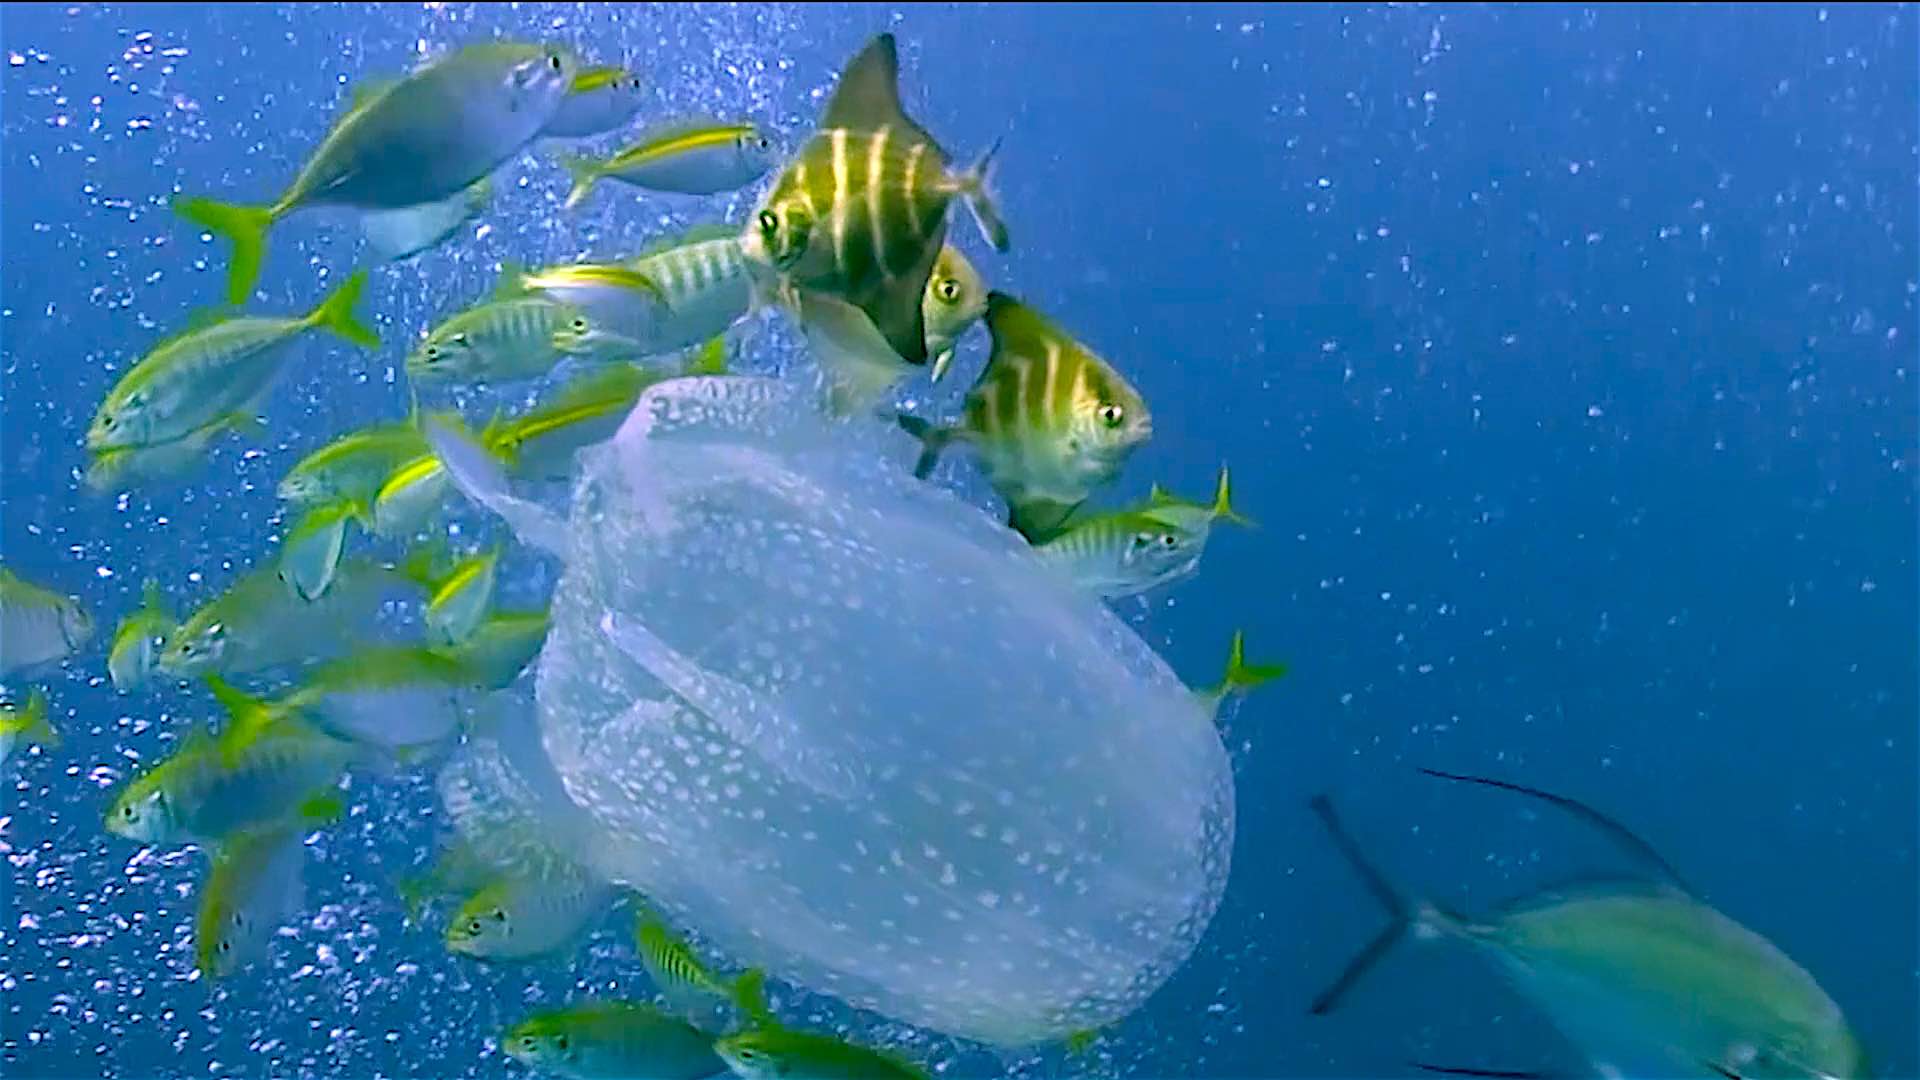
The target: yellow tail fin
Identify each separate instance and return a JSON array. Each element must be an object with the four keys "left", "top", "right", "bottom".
[
  {"left": 174, "top": 197, "right": 277, "bottom": 305},
  {"left": 306, "top": 269, "right": 380, "bottom": 349}
]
